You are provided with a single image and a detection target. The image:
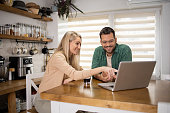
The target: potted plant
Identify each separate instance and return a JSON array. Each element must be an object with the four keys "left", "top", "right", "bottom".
[{"left": 53, "top": 0, "right": 84, "bottom": 19}]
